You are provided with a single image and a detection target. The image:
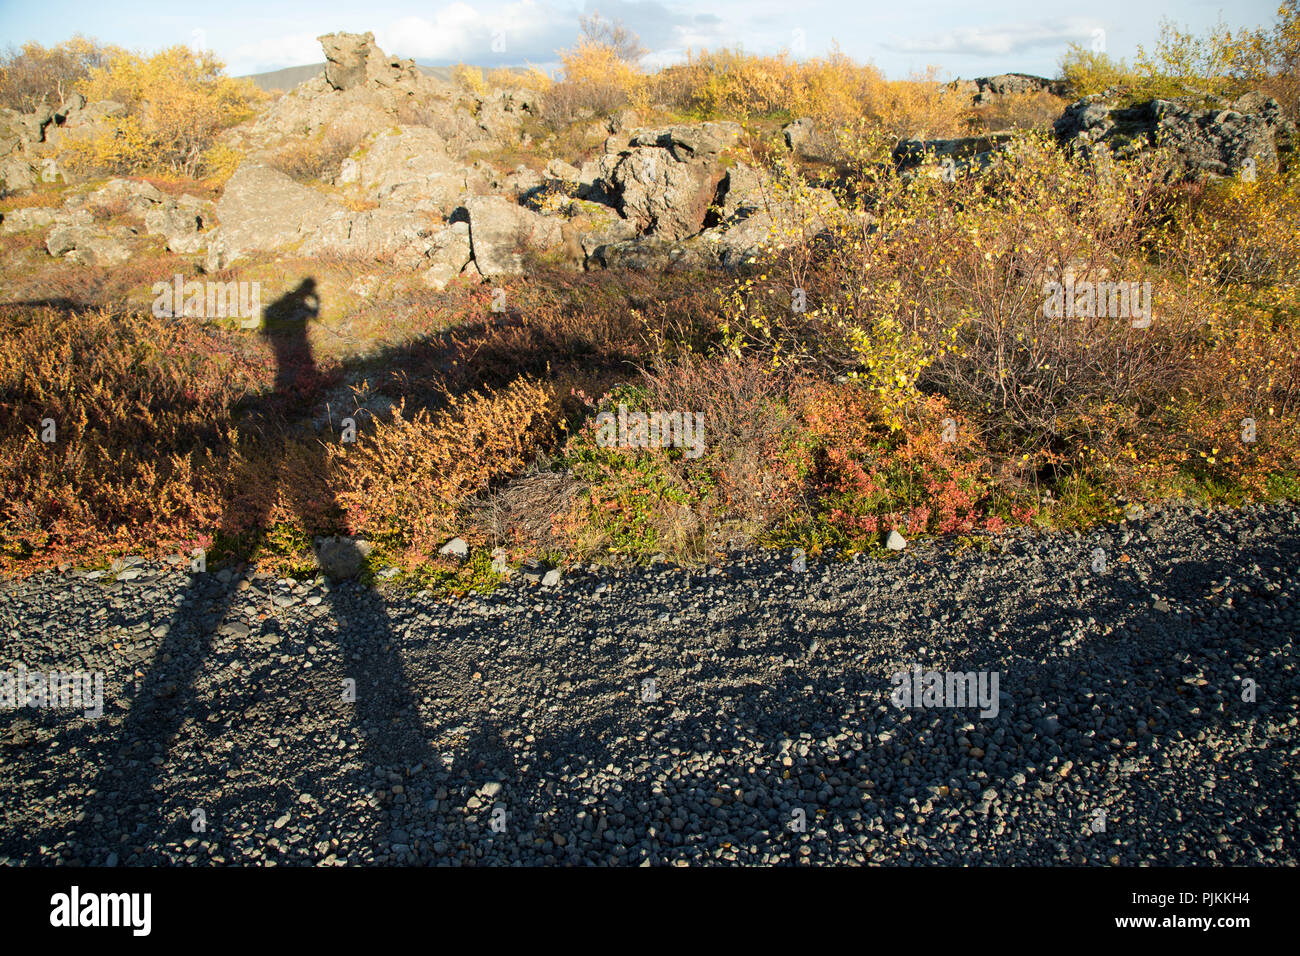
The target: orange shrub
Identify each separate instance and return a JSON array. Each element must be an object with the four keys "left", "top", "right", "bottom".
[
  {"left": 329, "top": 378, "right": 558, "bottom": 565},
  {"left": 0, "top": 306, "right": 267, "bottom": 571}
]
